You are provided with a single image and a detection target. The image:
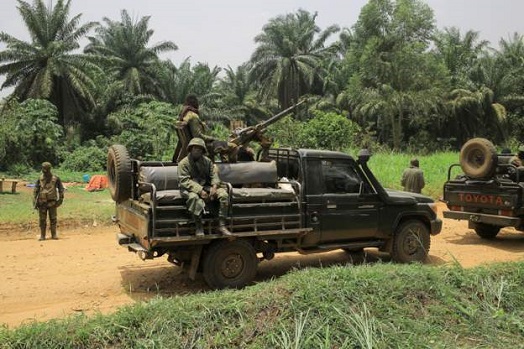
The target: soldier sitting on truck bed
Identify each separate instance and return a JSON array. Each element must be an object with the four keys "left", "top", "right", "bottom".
[{"left": 178, "top": 137, "right": 233, "bottom": 237}]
